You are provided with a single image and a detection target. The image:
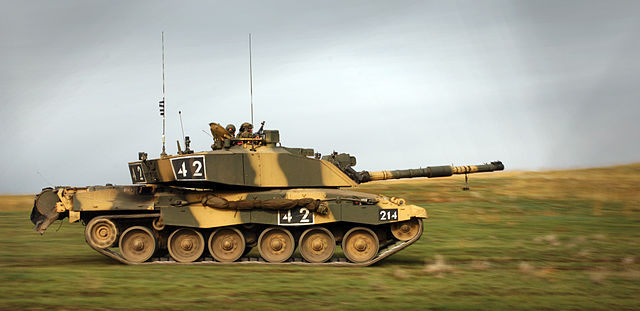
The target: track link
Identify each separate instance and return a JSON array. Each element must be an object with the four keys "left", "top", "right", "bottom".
[{"left": 87, "top": 214, "right": 423, "bottom": 266}]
